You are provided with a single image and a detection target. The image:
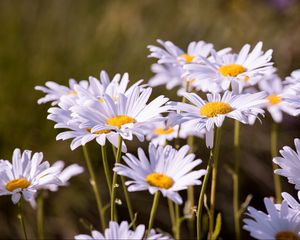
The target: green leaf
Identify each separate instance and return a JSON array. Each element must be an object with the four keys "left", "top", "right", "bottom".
[{"left": 212, "top": 213, "right": 222, "bottom": 240}]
